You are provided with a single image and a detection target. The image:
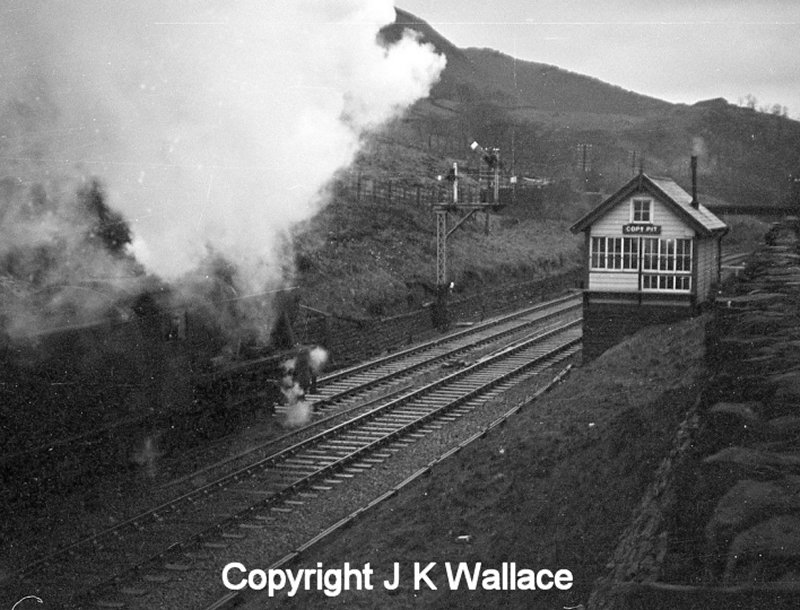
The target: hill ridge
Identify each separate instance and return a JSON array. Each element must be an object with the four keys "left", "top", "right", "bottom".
[{"left": 383, "top": 7, "right": 800, "bottom": 209}]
